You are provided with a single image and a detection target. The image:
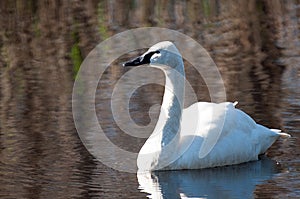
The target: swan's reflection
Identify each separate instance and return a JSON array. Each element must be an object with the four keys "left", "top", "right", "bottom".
[{"left": 137, "top": 156, "right": 280, "bottom": 199}]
